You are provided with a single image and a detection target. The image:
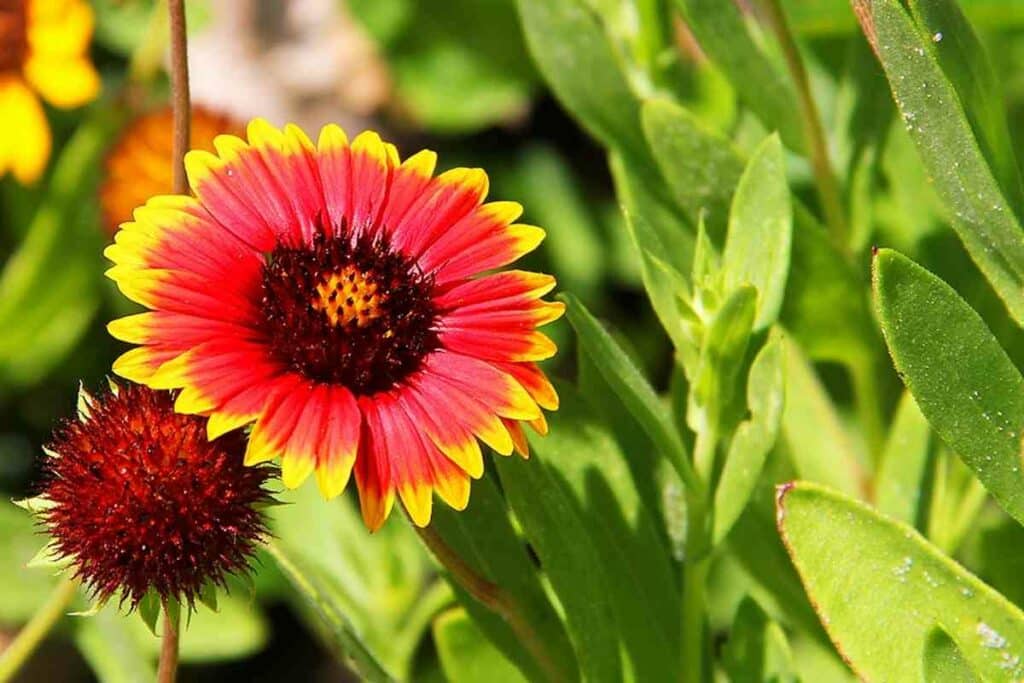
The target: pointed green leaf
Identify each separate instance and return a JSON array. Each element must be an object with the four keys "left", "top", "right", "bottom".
[
  {"left": 560, "top": 292, "right": 699, "bottom": 496},
  {"left": 875, "top": 392, "right": 931, "bottom": 526},
  {"left": 869, "top": 0, "right": 1024, "bottom": 323},
  {"left": 723, "top": 135, "right": 792, "bottom": 331},
  {"left": 433, "top": 608, "right": 527, "bottom": 683},
  {"left": 874, "top": 248, "right": 1024, "bottom": 526},
  {"left": 137, "top": 591, "right": 161, "bottom": 637},
  {"left": 778, "top": 481, "right": 1024, "bottom": 680},
  {"left": 713, "top": 331, "right": 785, "bottom": 544}
]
